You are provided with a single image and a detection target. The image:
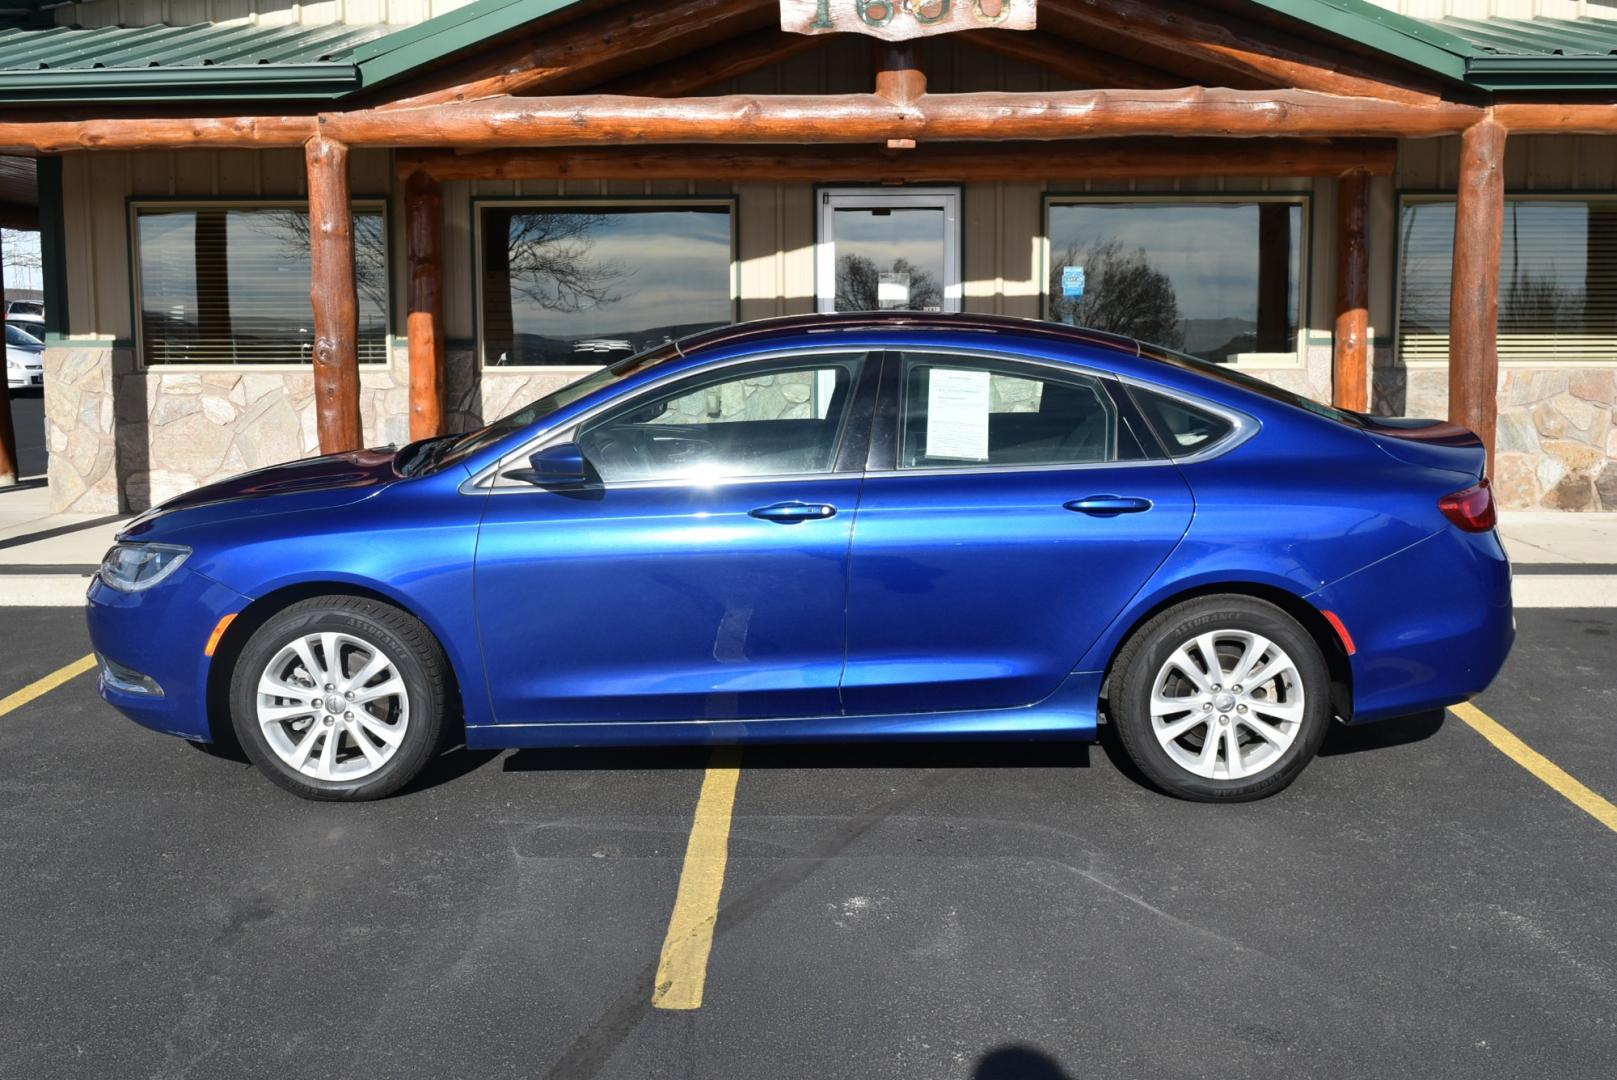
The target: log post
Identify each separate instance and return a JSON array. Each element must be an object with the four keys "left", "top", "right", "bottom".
[
  {"left": 875, "top": 43, "right": 925, "bottom": 150},
  {"left": 0, "top": 226, "right": 17, "bottom": 486},
  {"left": 1448, "top": 119, "right": 1506, "bottom": 477},
  {"left": 1333, "top": 169, "right": 1371, "bottom": 412},
  {"left": 305, "top": 135, "right": 363, "bottom": 455},
  {"left": 405, "top": 170, "right": 446, "bottom": 440}
]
